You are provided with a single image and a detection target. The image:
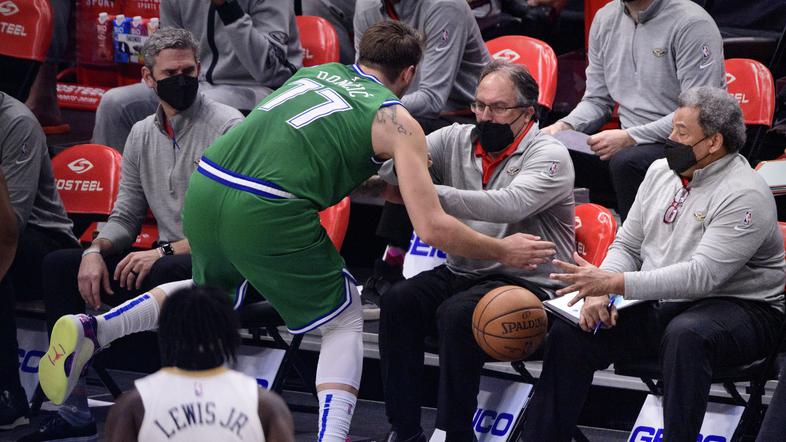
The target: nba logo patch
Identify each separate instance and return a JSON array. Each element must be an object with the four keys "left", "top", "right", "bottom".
[
  {"left": 735, "top": 210, "right": 753, "bottom": 230},
  {"left": 546, "top": 161, "right": 559, "bottom": 177},
  {"left": 438, "top": 29, "right": 450, "bottom": 48},
  {"left": 701, "top": 44, "right": 711, "bottom": 58}
]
